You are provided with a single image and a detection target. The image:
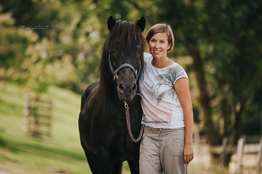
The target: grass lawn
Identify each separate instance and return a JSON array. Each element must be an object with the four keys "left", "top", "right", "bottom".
[{"left": 0, "top": 82, "right": 92, "bottom": 174}]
